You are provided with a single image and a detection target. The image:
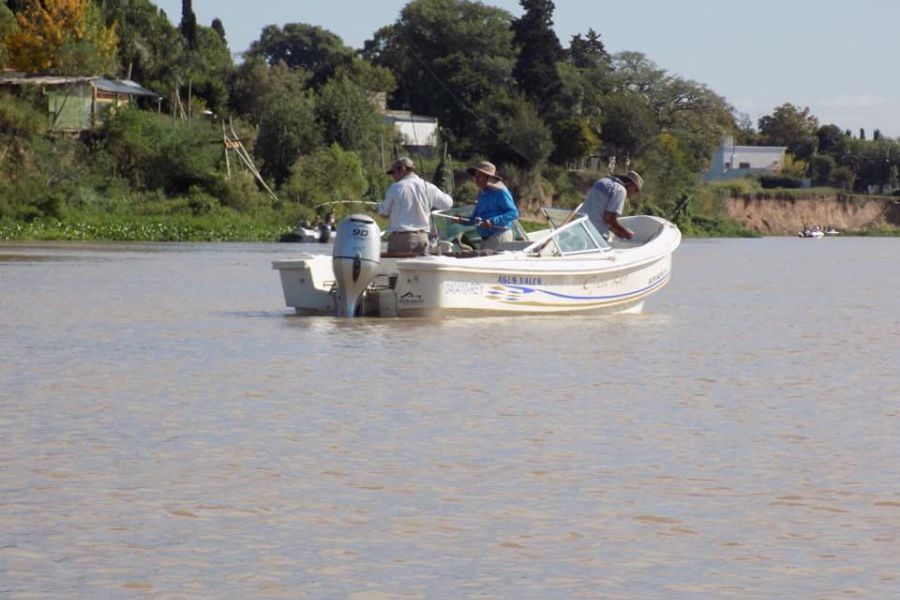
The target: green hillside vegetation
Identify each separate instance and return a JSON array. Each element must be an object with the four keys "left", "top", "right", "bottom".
[{"left": 1, "top": 0, "right": 898, "bottom": 241}]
